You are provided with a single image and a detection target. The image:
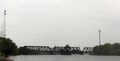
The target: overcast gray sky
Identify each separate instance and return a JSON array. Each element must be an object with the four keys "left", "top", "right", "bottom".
[{"left": 1, "top": 0, "right": 120, "bottom": 49}]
